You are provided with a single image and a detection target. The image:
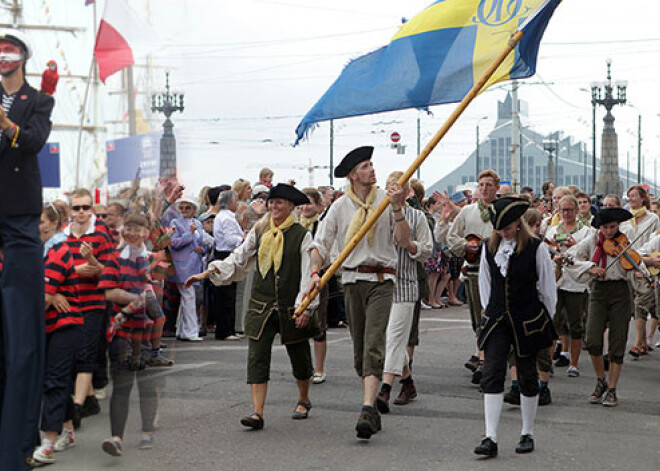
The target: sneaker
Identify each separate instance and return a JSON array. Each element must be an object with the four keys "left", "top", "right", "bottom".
[
  {"left": 33, "top": 443, "right": 55, "bottom": 464},
  {"left": 148, "top": 352, "right": 174, "bottom": 367},
  {"left": 554, "top": 355, "right": 570, "bottom": 367},
  {"left": 139, "top": 435, "right": 154, "bottom": 450},
  {"left": 471, "top": 365, "right": 484, "bottom": 385},
  {"left": 566, "top": 366, "right": 580, "bottom": 377},
  {"left": 539, "top": 385, "right": 552, "bottom": 406},
  {"left": 503, "top": 384, "right": 521, "bottom": 405},
  {"left": 589, "top": 378, "right": 608, "bottom": 404},
  {"left": 602, "top": 389, "right": 618, "bottom": 407},
  {"left": 54, "top": 429, "right": 76, "bottom": 452},
  {"left": 464, "top": 355, "right": 480, "bottom": 372},
  {"left": 223, "top": 335, "right": 241, "bottom": 341},
  {"left": 81, "top": 395, "right": 101, "bottom": 418},
  {"left": 420, "top": 301, "right": 432, "bottom": 310},
  {"left": 102, "top": 438, "right": 123, "bottom": 457}
]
